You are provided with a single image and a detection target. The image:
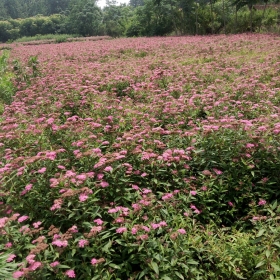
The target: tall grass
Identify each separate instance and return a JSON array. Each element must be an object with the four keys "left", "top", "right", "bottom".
[
  {"left": 14, "top": 34, "right": 81, "bottom": 43},
  {"left": 0, "top": 51, "right": 14, "bottom": 109}
]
